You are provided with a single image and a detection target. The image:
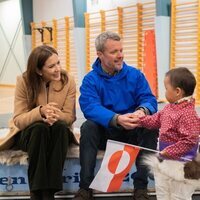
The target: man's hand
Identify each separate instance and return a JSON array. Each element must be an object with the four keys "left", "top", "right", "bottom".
[{"left": 117, "top": 113, "right": 140, "bottom": 130}]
